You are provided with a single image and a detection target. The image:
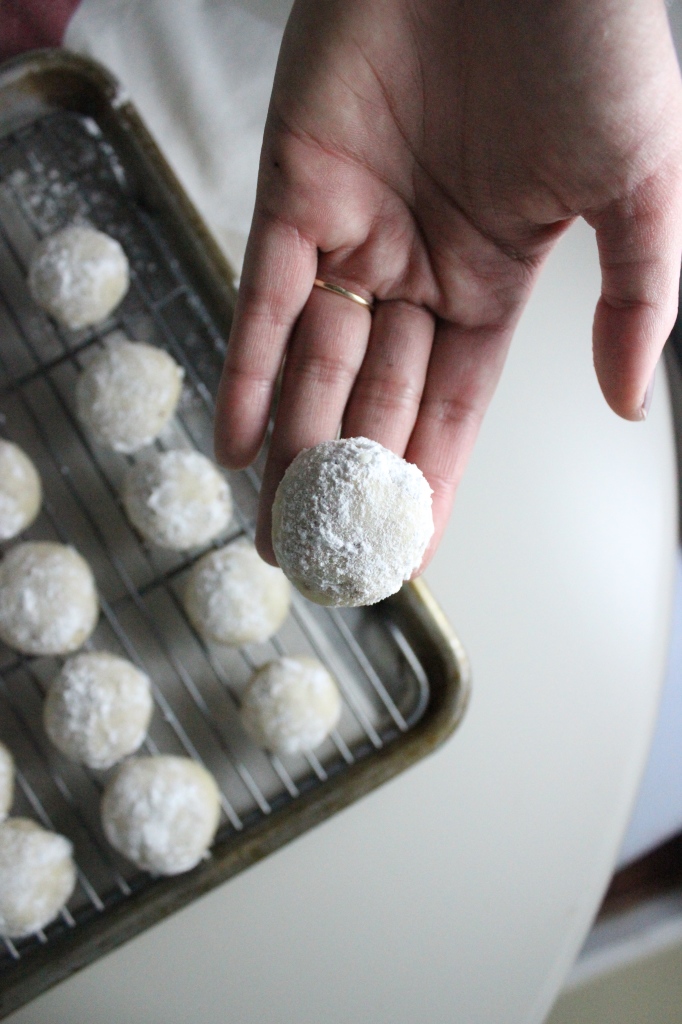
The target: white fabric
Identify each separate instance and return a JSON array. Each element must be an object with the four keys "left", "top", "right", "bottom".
[
  {"left": 613, "top": 0, "right": 682, "bottom": 867},
  {"left": 68, "top": 0, "right": 292, "bottom": 272},
  {"left": 617, "top": 550, "right": 682, "bottom": 865}
]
